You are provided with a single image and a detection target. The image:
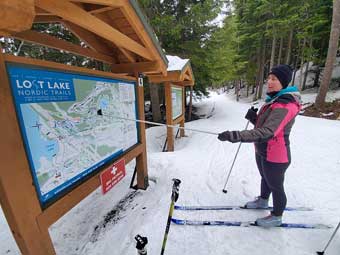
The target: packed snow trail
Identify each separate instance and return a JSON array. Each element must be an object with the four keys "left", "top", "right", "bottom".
[
  {"left": 48, "top": 92, "right": 340, "bottom": 255},
  {"left": 1, "top": 91, "right": 340, "bottom": 255}
]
